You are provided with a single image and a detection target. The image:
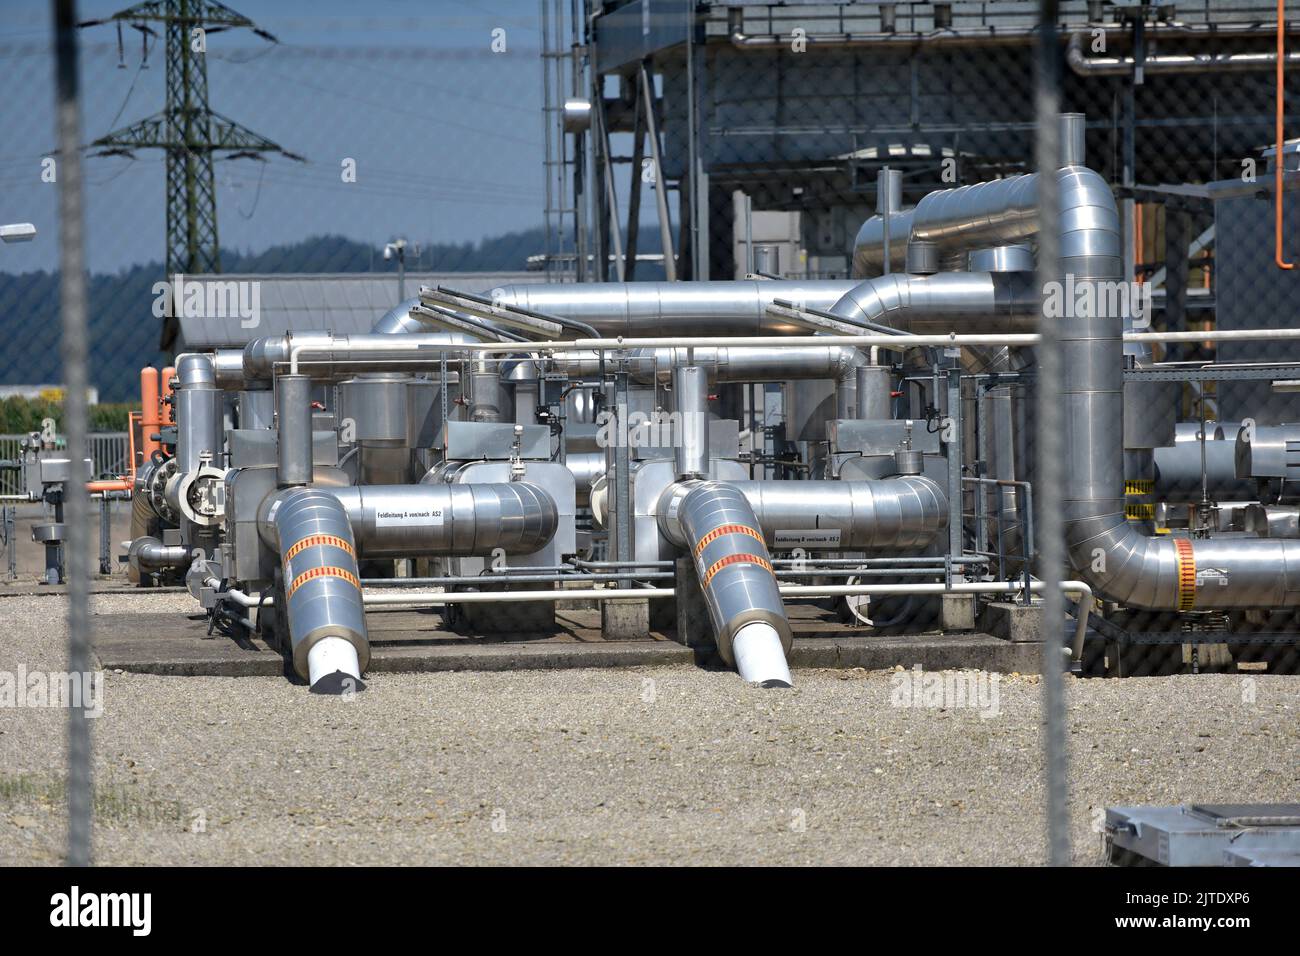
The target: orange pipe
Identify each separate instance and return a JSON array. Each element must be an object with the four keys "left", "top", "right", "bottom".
[
  {"left": 86, "top": 478, "right": 132, "bottom": 493},
  {"left": 127, "top": 410, "right": 139, "bottom": 480},
  {"left": 1278, "top": 0, "right": 1294, "bottom": 270},
  {"left": 140, "top": 367, "right": 161, "bottom": 461},
  {"left": 160, "top": 366, "right": 176, "bottom": 426}
]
